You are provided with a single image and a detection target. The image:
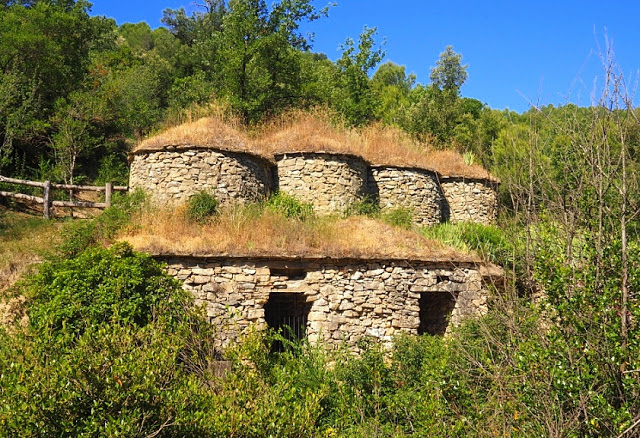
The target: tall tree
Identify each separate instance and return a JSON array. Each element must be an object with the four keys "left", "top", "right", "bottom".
[
  {"left": 371, "top": 61, "right": 415, "bottom": 124},
  {"left": 429, "top": 45, "right": 467, "bottom": 94},
  {"left": 215, "top": 0, "right": 329, "bottom": 123},
  {"left": 334, "top": 26, "right": 385, "bottom": 126}
]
